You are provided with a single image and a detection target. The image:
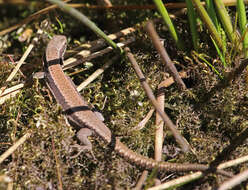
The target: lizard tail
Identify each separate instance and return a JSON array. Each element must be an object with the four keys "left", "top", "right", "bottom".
[{"left": 114, "top": 139, "right": 232, "bottom": 177}]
